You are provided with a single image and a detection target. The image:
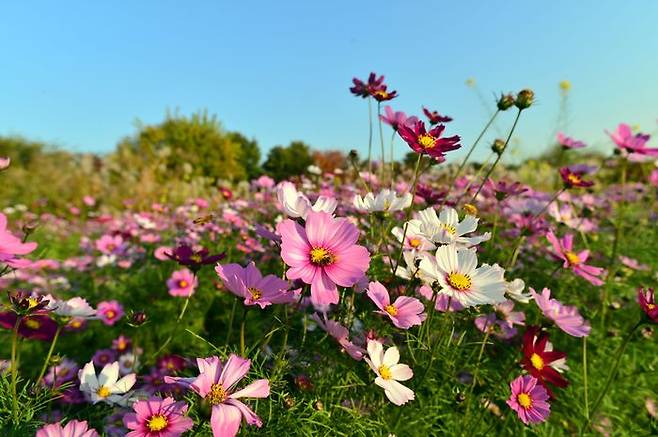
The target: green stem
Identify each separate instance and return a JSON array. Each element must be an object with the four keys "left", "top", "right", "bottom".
[
  {"left": 455, "top": 152, "right": 494, "bottom": 205},
  {"left": 389, "top": 130, "right": 396, "bottom": 187},
  {"left": 506, "top": 235, "right": 526, "bottom": 270},
  {"left": 152, "top": 294, "right": 191, "bottom": 359},
  {"left": 10, "top": 316, "right": 21, "bottom": 423},
  {"left": 463, "top": 330, "right": 491, "bottom": 425},
  {"left": 392, "top": 154, "right": 423, "bottom": 273},
  {"left": 367, "top": 97, "right": 373, "bottom": 174},
  {"left": 240, "top": 307, "right": 248, "bottom": 356},
  {"left": 36, "top": 324, "right": 62, "bottom": 384},
  {"left": 583, "top": 336, "right": 589, "bottom": 421},
  {"left": 378, "top": 101, "right": 386, "bottom": 180}
]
